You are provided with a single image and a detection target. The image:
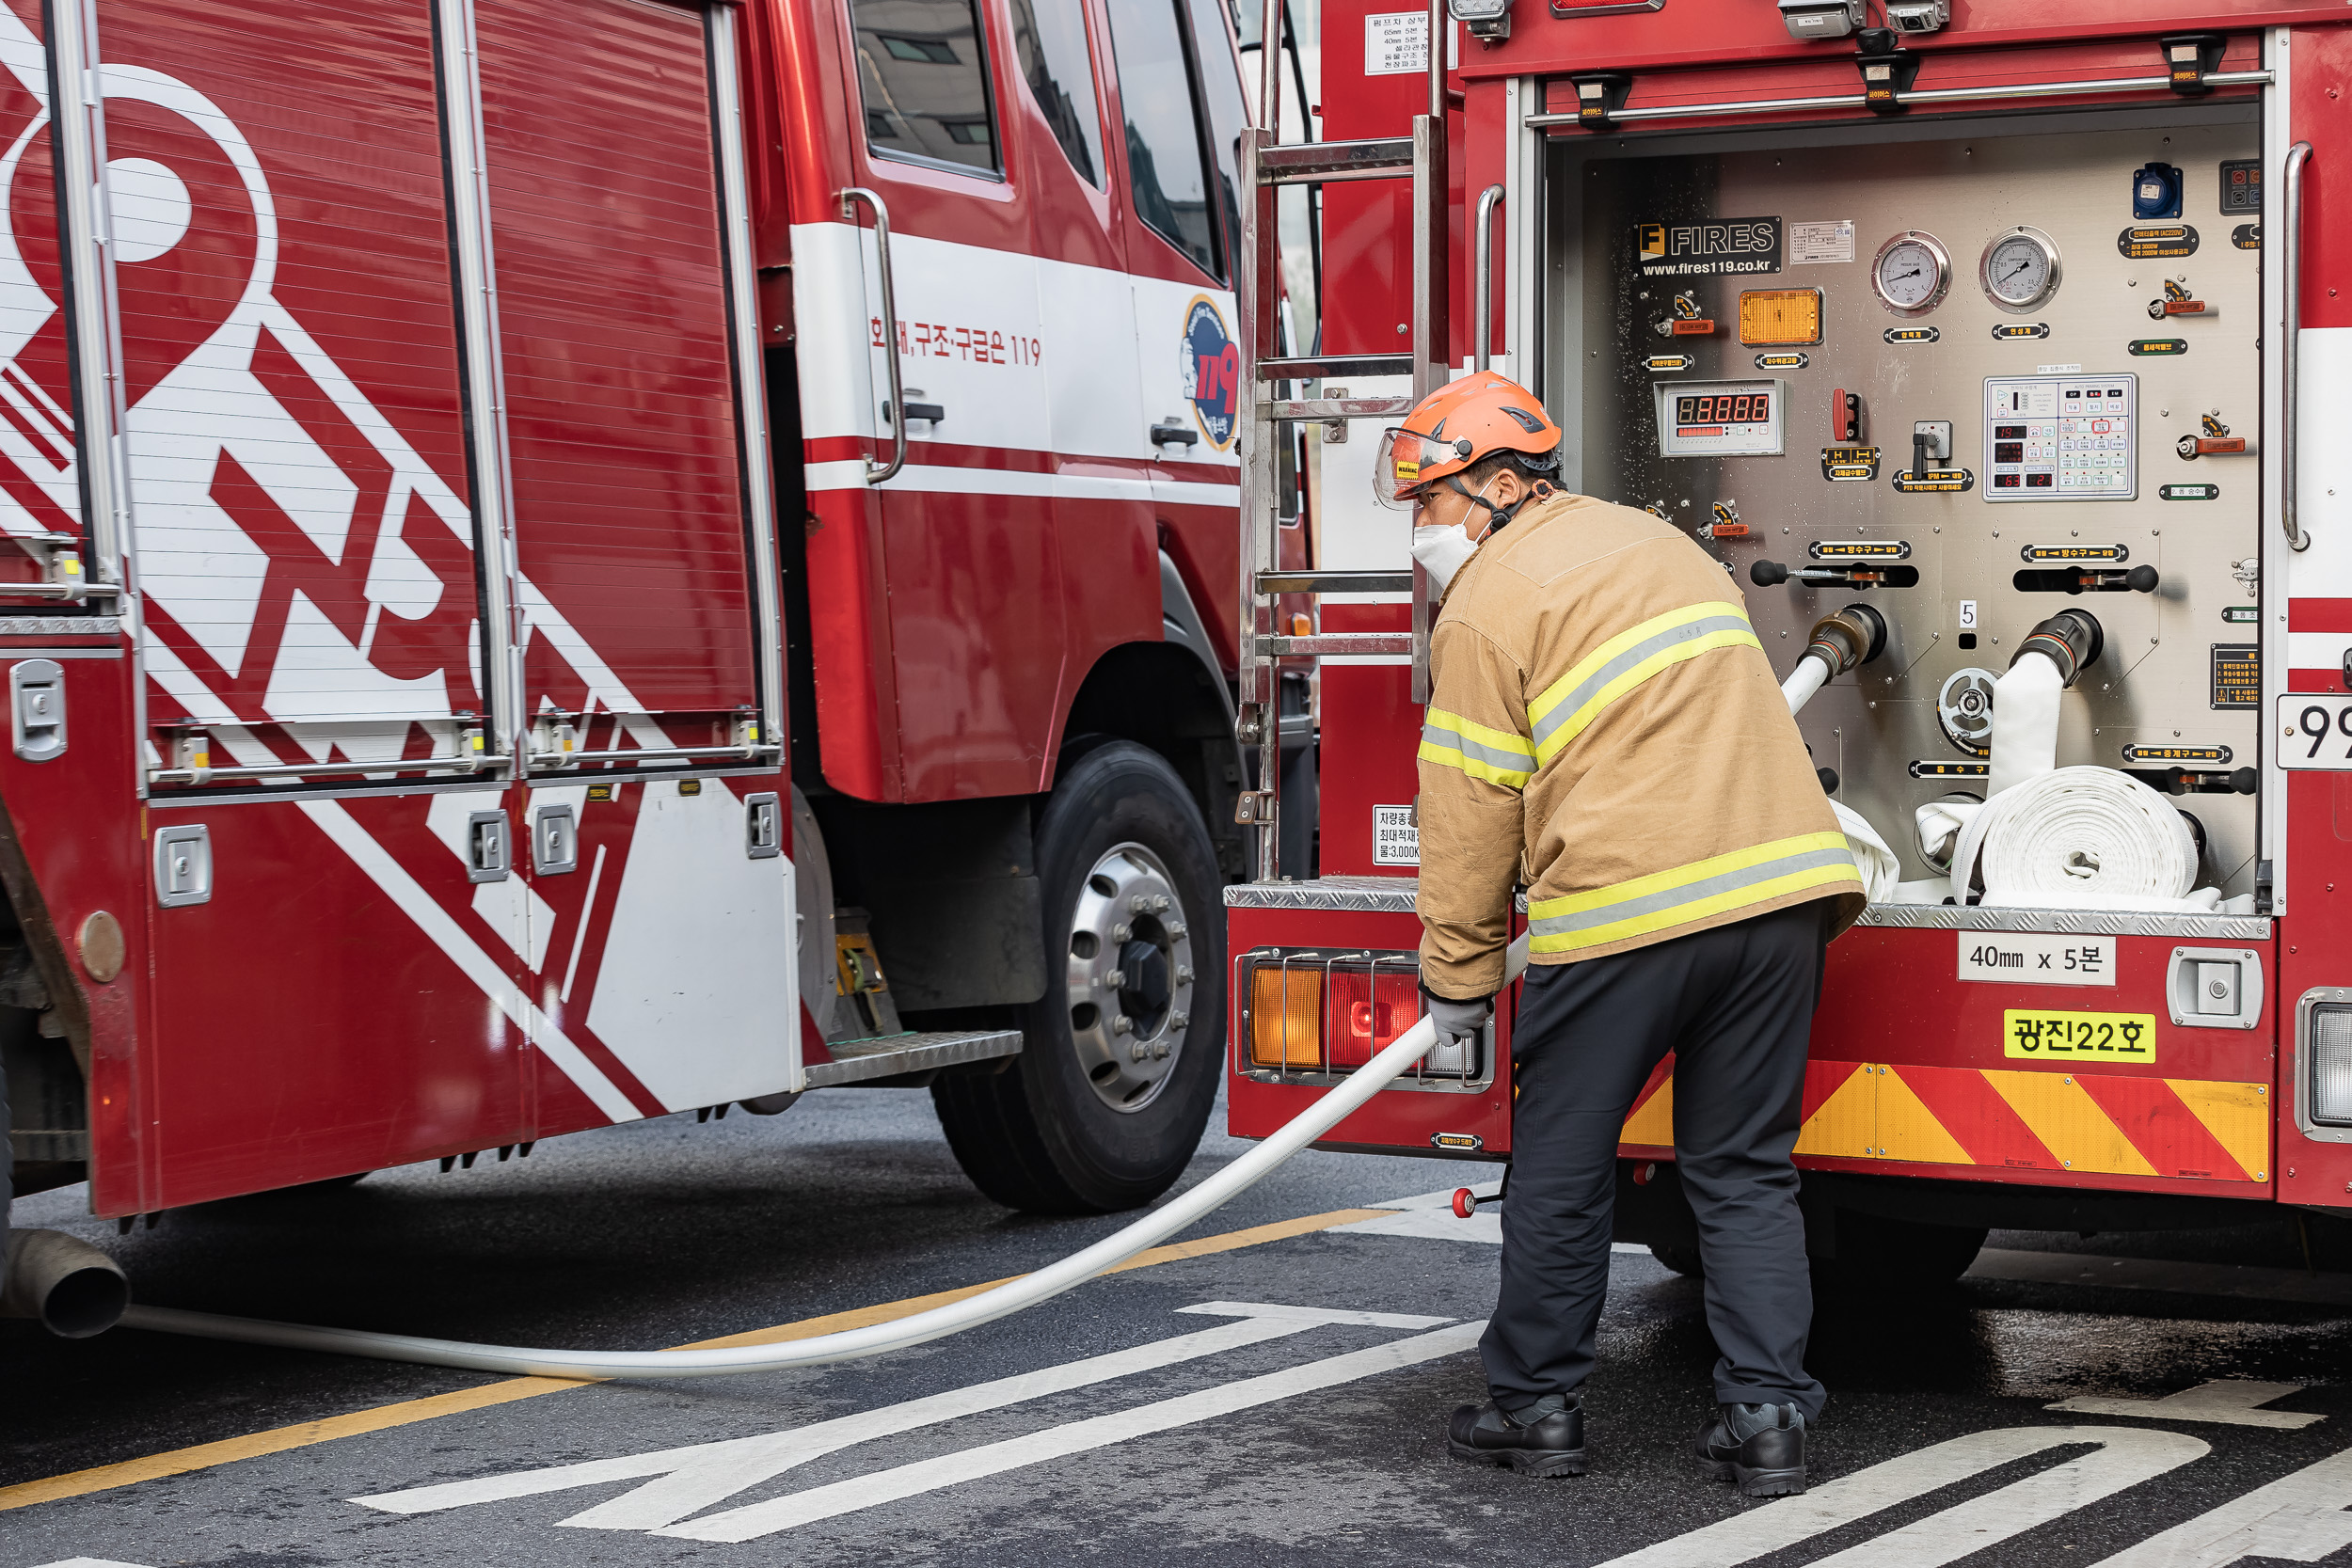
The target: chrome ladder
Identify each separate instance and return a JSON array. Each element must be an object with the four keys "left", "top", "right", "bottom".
[{"left": 1235, "top": 0, "right": 1449, "bottom": 882}]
